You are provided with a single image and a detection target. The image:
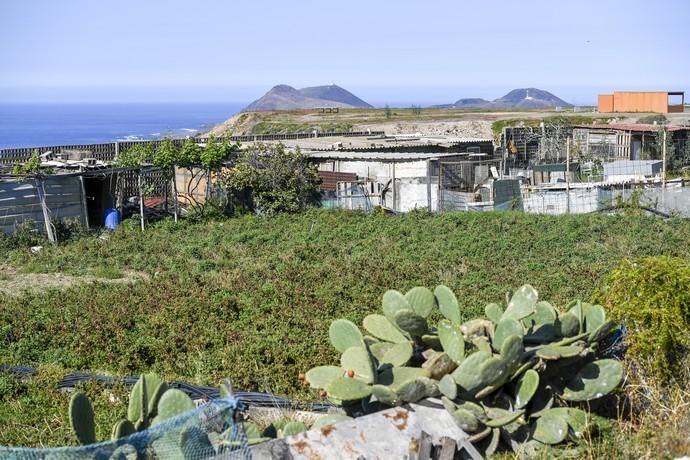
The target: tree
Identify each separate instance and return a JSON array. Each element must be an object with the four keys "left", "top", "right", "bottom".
[
  {"left": 221, "top": 143, "right": 320, "bottom": 215},
  {"left": 117, "top": 143, "right": 153, "bottom": 168},
  {"left": 152, "top": 138, "right": 178, "bottom": 176},
  {"left": 12, "top": 151, "right": 47, "bottom": 178},
  {"left": 201, "top": 134, "right": 234, "bottom": 170}
]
